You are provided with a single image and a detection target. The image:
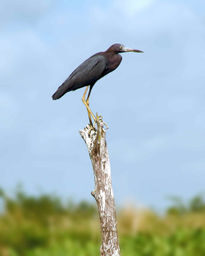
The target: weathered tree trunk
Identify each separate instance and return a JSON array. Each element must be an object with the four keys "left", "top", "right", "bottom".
[{"left": 79, "top": 116, "right": 120, "bottom": 256}]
